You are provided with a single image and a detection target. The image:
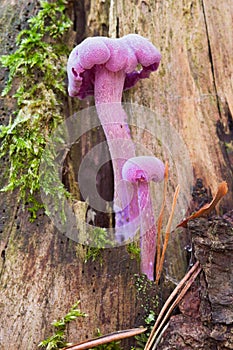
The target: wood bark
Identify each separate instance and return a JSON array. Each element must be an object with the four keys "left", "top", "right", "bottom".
[
  {"left": 0, "top": 0, "right": 232, "bottom": 349},
  {"left": 159, "top": 216, "right": 233, "bottom": 349}
]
